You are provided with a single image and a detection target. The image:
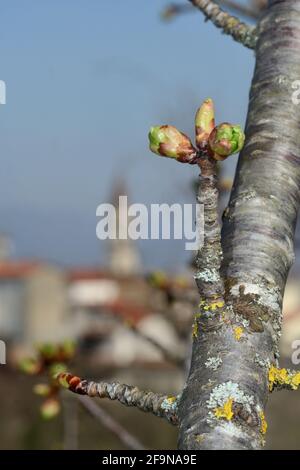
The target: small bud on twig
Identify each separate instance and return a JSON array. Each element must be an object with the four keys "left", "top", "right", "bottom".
[
  {"left": 33, "top": 383, "right": 52, "bottom": 397},
  {"left": 40, "top": 398, "right": 60, "bottom": 420},
  {"left": 148, "top": 125, "right": 197, "bottom": 163},
  {"left": 161, "top": 5, "right": 179, "bottom": 21},
  {"left": 18, "top": 357, "right": 42, "bottom": 375},
  {"left": 208, "top": 123, "right": 245, "bottom": 160},
  {"left": 195, "top": 98, "right": 215, "bottom": 150}
]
